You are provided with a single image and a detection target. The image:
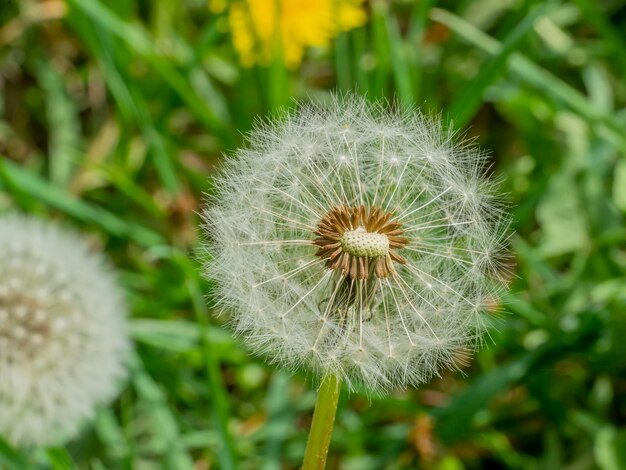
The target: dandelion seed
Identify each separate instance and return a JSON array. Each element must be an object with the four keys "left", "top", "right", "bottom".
[
  {"left": 202, "top": 93, "right": 510, "bottom": 394},
  {"left": 0, "top": 215, "right": 130, "bottom": 447}
]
